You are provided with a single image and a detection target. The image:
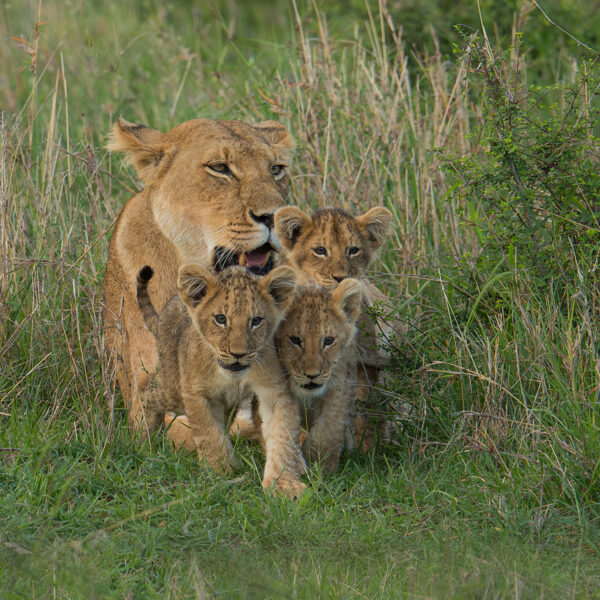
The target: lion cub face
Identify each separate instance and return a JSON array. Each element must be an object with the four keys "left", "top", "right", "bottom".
[
  {"left": 273, "top": 207, "right": 393, "bottom": 289},
  {"left": 176, "top": 265, "right": 297, "bottom": 375},
  {"left": 275, "top": 281, "right": 362, "bottom": 397}
]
